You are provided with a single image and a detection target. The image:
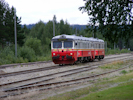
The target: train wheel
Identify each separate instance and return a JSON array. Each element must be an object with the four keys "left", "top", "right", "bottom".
[
  {"left": 90, "top": 57, "right": 94, "bottom": 62},
  {"left": 73, "top": 61, "right": 77, "bottom": 65},
  {"left": 98, "top": 56, "right": 101, "bottom": 61},
  {"left": 98, "top": 58, "right": 101, "bottom": 61}
]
